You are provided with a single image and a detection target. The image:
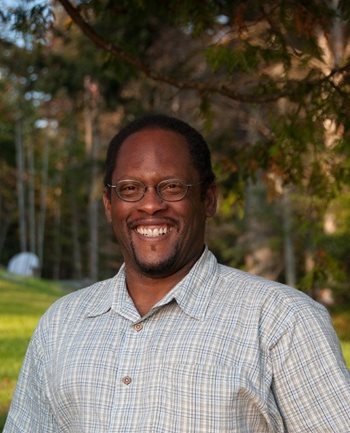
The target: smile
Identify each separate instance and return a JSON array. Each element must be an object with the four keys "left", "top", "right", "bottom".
[{"left": 135, "top": 226, "right": 172, "bottom": 237}]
